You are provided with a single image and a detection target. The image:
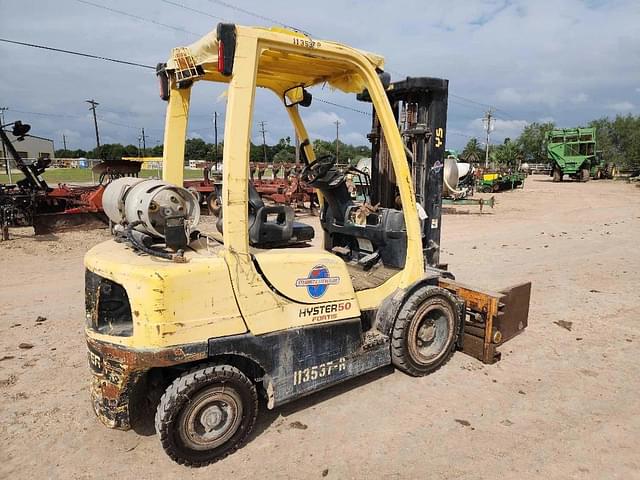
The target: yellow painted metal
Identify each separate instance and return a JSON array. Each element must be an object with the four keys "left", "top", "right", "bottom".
[
  {"left": 86, "top": 24, "right": 429, "bottom": 349},
  {"left": 286, "top": 105, "right": 316, "bottom": 164},
  {"left": 285, "top": 104, "right": 322, "bottom": 204},
  {"left": 162, "top": 83, "right": 191, "bottom": 184},
  {"left": 84, "top": 240, "right": 247, "bottom": 349},
  {"left": 253, "top": 249, "right": 357, "bottom": 305}
]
